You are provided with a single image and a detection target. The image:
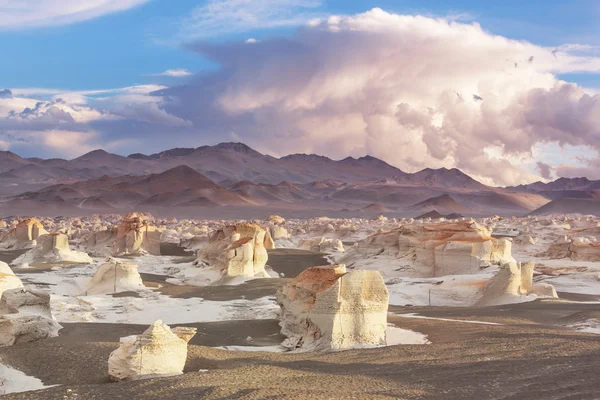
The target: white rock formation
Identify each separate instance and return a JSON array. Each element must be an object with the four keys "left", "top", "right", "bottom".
[
  {"left": 0, "top": 262, "right": 23, "bottom": 298},
  {"left": 194, "top": 223, "right": 271, "bottom": 280},
  {"left": 341, "top": 220, "right": 515, "bottom": 278},
  {"left": 12, "top": 233, "right": 93, "bottom": 265},
  {"left": 108, "top": 320, "right": 196, "bottom": 381},
  {"left": 0, "top": 218, "right": 48, "bottom": 250},
  {"left": 476, "top": 261, "right": 558, "bottom": 306},
  {"left": 85, "top": 258, "right": 145, "bottom": 295},
  {"left": 0, "top": 288, "right": 62, "bottom": 346},
  {"left": 277, "top": 264, "right": 389, "bottom": 351},
  {"left": 78, "top": 228, "right": 119, "bottom": 257},
  {"left": 112, "top": 213, "right": 161, "bottom": 256}
]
